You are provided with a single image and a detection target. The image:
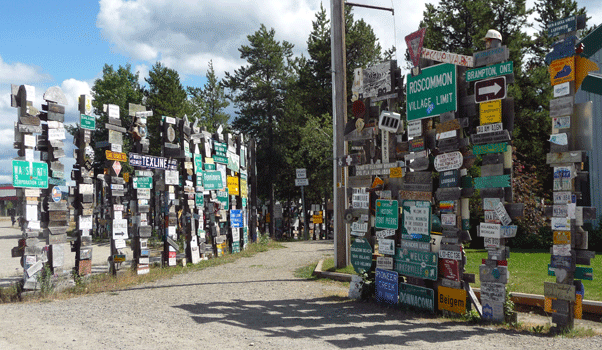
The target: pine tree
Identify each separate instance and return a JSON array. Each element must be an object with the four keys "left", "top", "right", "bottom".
[{"left": 188, "top": 60, "right": 230, "bottom": 132}]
